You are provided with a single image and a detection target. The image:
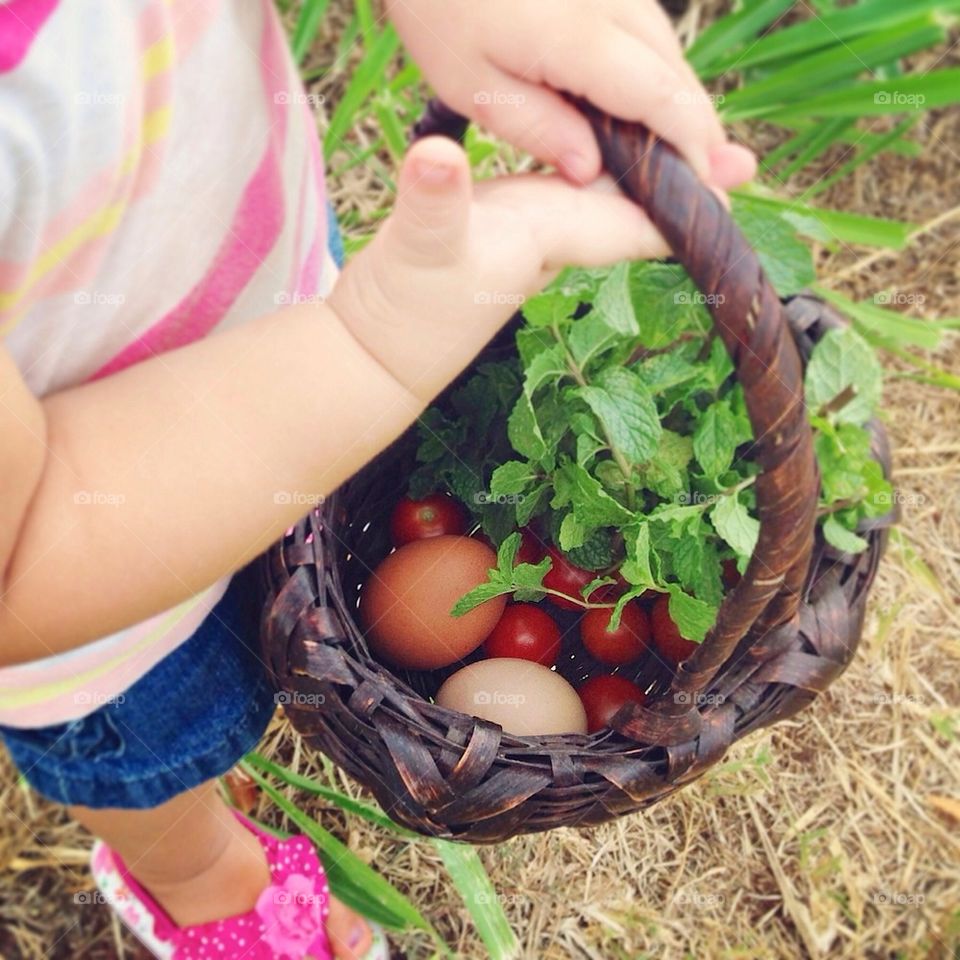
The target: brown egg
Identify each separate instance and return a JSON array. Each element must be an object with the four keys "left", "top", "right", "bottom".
[
  {"left": 436, "top": 658, "right": 588, "bottom": 736},
  {"left": 361, "top": 535, "right": 504, "bottom": 670}
]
